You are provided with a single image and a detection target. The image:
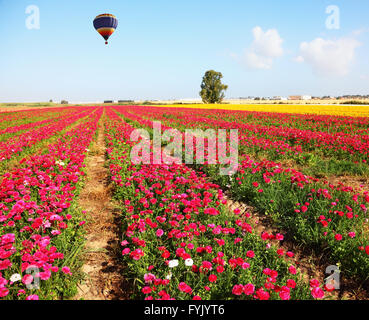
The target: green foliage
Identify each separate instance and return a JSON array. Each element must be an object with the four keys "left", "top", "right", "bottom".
[
  {"left": 341, "top": 100, "right": 369, "bottom": 105},
  {"left": 199, "top": 70, "right": 228, "bottom": 104}
]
